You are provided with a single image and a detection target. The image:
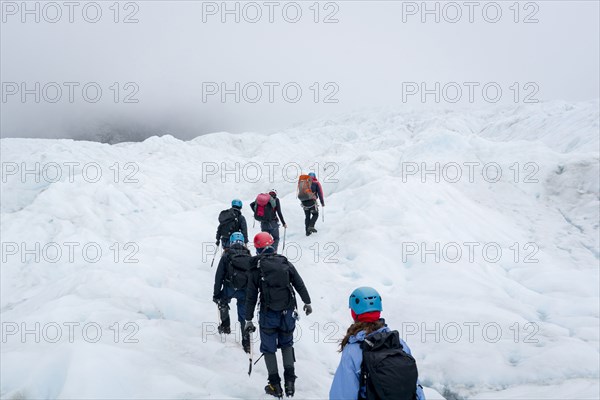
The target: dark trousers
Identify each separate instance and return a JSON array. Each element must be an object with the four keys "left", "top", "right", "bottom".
[
  {"left": 259, "top": 308, "right": 296, "bottom": 354},
  {"left": 260, "top": 220, "right": 281, "bottom": 252},
  {"left": 219, "top": 285, "right": 246, "bottom": 327},
  {"left": 304, "top": 206, "right": 319, "bottom": 232}
]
